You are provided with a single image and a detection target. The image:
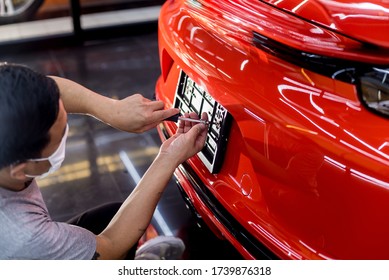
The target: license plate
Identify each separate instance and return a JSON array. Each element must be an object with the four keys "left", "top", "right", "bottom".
[{"left": 173, "top": 70, "right": 231, "bottom": 173}]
